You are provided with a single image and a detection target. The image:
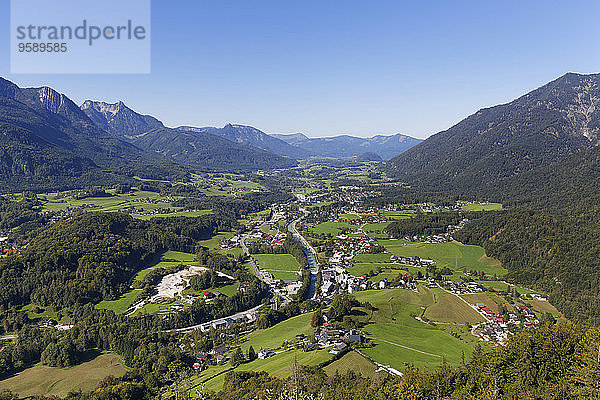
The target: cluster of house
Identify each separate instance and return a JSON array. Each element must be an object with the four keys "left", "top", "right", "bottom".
[
  {"left": 309, "top": 326, "right": 363, "bottom": 354},
  {"left": 473, "top": 303, "right": 539, "bottom": 345},
  {"left": 2, "top": 245, "right": 22, "bottom": 255},
  {"left": 191, "top": 311, "right": 258, "bottom": 333},
  {"left": 189, "top": 324, "right": 364, "bottom": 371},
  {"left": 303, "top": 188, "right": 382, "bottom": 207},
  {"left": 440, "top": 278, "right": 487, "bottom": 294},
  {"left": 47, "top": 209, "right": 82, "bottom": 224},
  {"left": 274, "top": 281, "right": 303, "bottom": 297},
  {"left": 192, "top": 343, "right": 230, "bottom": 370},
  {"left": 401, "top": 218, "right": 469, "bottom": 244},
  {"left": 390, "top": 255, "right": 435, "bottom": 268},
  {"left": 39, "top": 319, "right": 76, "bottom": 330},
  {"left": 320, "top": 267, "right": 416, "bottom": 297},
  {"left": 229, "top": 186, "right": 264, "bottom": 196},
  {"left": 404, "top": 233, "right": 453, "bottom": 244},
  {"left": 245, "top": 231, "right": 287, "bottom": 249},
  {"left": 474, "top": 320, "right": 509, "bottom": 344},
  {"left": 328, "top": 235, "right": 375, "bottom": 264},
  {"left": 128, "top": 207, "right": 175, "bottom": 217},
  {"left": 130, "top": 196, "right": 176, "bottom": 204},
  {"left": 176, "top": 289, "right": 227, "bottom": 307}
]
